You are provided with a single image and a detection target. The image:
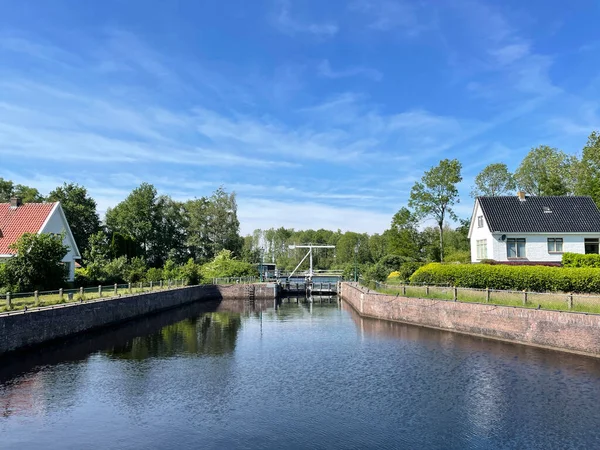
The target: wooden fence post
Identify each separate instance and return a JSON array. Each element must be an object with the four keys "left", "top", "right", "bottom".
[
  {"left": 34, "top": 290, "right": 39, "bottom": 306},
  {"left": 425, "top": 285, "right": 429, "bottom": 296},
  {"left": 59, "top": 288, "right": 63, "bottom": 302},
  {"left": 523, "top": 290, "right": 528, "bottom": 305},
  {"left": 114, "top": 284, "right": 118, "bottom": 296},
  {"left": 453, "top": 287, "right": 458, "bottom": 302},
  {"left": 160, "top": 280, "right": 163, "bottom": 289},
  {"left": 98, "top": 285, "right": 102, "bottom": 298},
  {"left": 402, "top": 285, "right": 406, "bottom": 296},
  {"left": 6, "top": 292, "right": 11, "bottom": 309},
  {"left": 128, "top": 282, "right": 132, "bottom": 294},
  {"left": 486, "top": 287, "right": 490, "bottom": 303},
  {"left": 79, "top": 286, "right": 84, "bottom": 301},
  {"left": 568, "top": 293, "right": 574, "bottom": 310}
]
